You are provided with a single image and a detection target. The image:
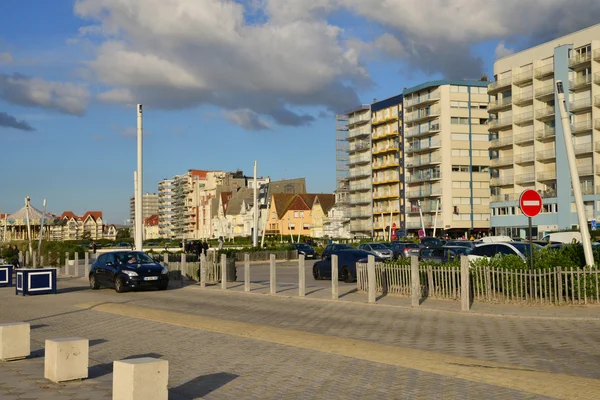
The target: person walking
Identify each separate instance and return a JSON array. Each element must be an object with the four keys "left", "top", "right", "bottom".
[
  {"left": 218, "top": 236, "right": 223, "bottom": 251},
  {"left": 11, "top": 245, "right": 20, "bottom": 268},
  {"left": 92, "top": 241, "right": 97, "bottom": 254},
  {"left": 202, "top": 240, "right": 209, "bottom": 256}
]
